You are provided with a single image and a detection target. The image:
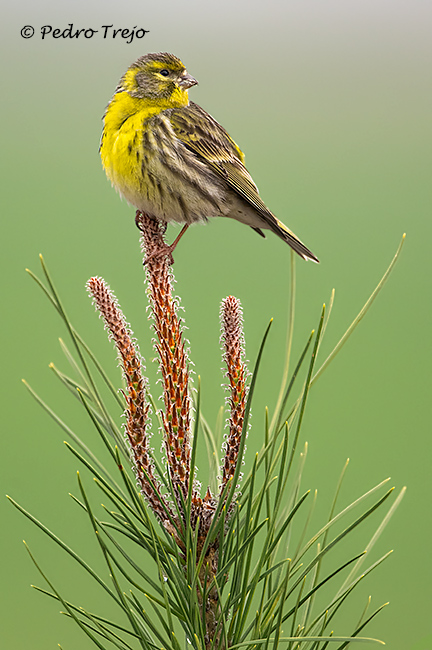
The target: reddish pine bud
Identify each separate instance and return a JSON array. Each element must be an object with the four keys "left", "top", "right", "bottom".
[
  {"left": 87, "top": 276, "right": 171, "bottom": 522},
  {"left": 220, "top": 296, "right": 248, "bottom": 496},
  {"left": 138, "top": 213, "right": 192, "bottom": 502}
]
